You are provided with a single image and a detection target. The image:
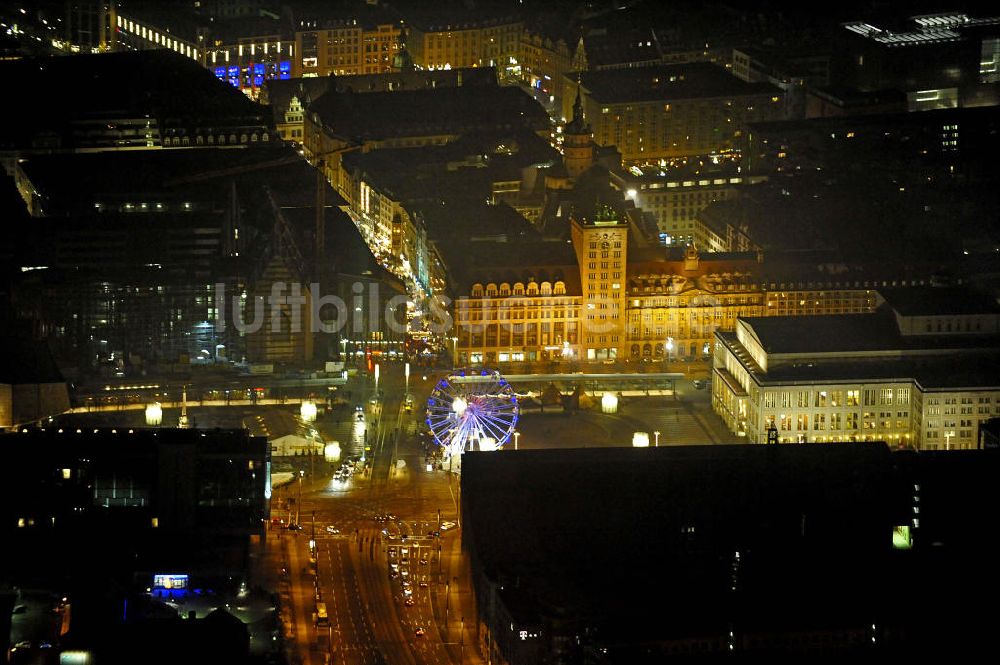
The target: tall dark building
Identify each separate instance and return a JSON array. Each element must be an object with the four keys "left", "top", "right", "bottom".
[
  {"left": 65, "top": 1, "right": 117, "bottom": 53},
  {"left": 0, "top": 427, "right": 270, "bottom": 589},
  {"left": 462, "top": 443, "right": 1000, "bottom": 662}
]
